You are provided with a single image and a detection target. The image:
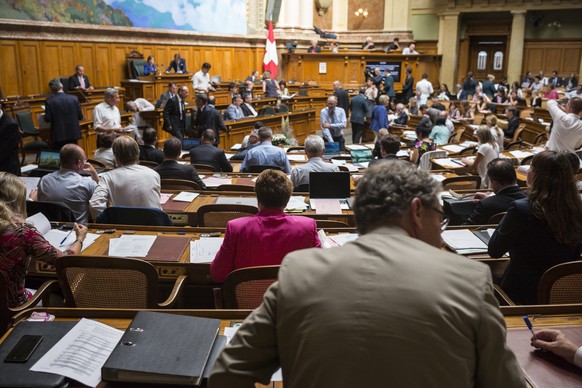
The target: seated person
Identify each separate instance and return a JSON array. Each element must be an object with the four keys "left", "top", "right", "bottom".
[
  {"left": 0, "top": 172, "right": 87, "bottom": 308},
  {"left": 362, "top": 36, "right": 375, "bottom": 50},
  {"left": 230, "top": 128, "right": 261, "bottom": 161},
  {"left": 139, "top": 127, "right": 164, "bottom": 165},
  {"left": 155, "top": 137, "right": 206, "bottom": 188},
  {"left": 144, "top": 55, "right": 157, "bottom": 75},
  {"left": 225, "top": 94, "right": 244, "bottom": 121},
  {"left": 409, "top": 123, "right": 436, "bottom": 164},
  {"left": 371, "top": 128, "right": 389, "bottom": 159},
  {"left": 504, "top": 107, "right": 520, "bottom": 139},
  {"left": 369, "top": 135, "right": 403, "bottom": 167},
  {"left": 240, "top": 80, "right": 254, "bottom": 100},
  {"left": 390, "top": 103, "right": 409, "bottom": 126},
  {"left": 166, "top": 53, "right": 187, "bottom": 73},
  {"left": 241, "top": 93, "right": 258, "bottom": 117},
  {"left": 430, "top": 97, "right": 446, "bottom": 111},
  {"left": 210, "top": 169, "right": 321, "bottom": 282},
  {"left": 89, "top": 136, "right": 161, "bottom": 220},
  {"left": 428, "top": 116, "right": 450, "bottom": 146},
  {"left": 93, "top": 132, "right": 116, "bottom": 169},
  {"left": 307, "top": 40, "right": 321, "bottom": 53},
  {"left": 240, "top": 126, "right": 291, "bottom": 173},
  {"left": 463, "top": 159, "right": 527, "bottom": 225},
  {"left": 489, "top": 151, "right": 582, "bottom": 305},
  {"left": 290, "top": 135, "right": 339, "bottom": 188},
  {"left": 189, "top": 129, "right": 233, "bottom": 172},
  {"left": 35, "top": 144, "right": 99, "bottom": 224},
  {"left": 402, "top": 42, "right": 419, "bottom": 55},
  {"left": 461, "top": 126, "right": 500, "bottom": 189},
  {"left": 68, "top": 64, "right": 94, "bottom": 91}
]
